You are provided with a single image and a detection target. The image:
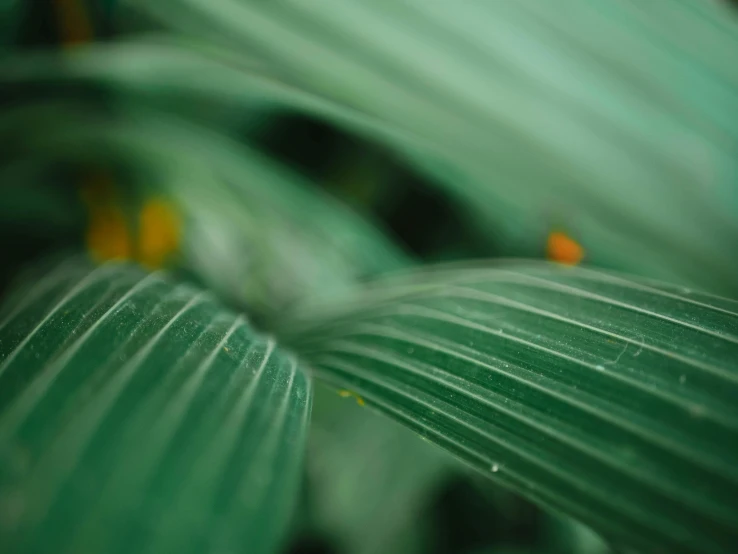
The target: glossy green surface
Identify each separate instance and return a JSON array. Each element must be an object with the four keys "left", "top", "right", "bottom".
[
  {"left": 0, "top": 256, "right": 312, "bottom": 554},
  {"left": 281, "top": 262, "right": 738, "bottom": 553}
]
